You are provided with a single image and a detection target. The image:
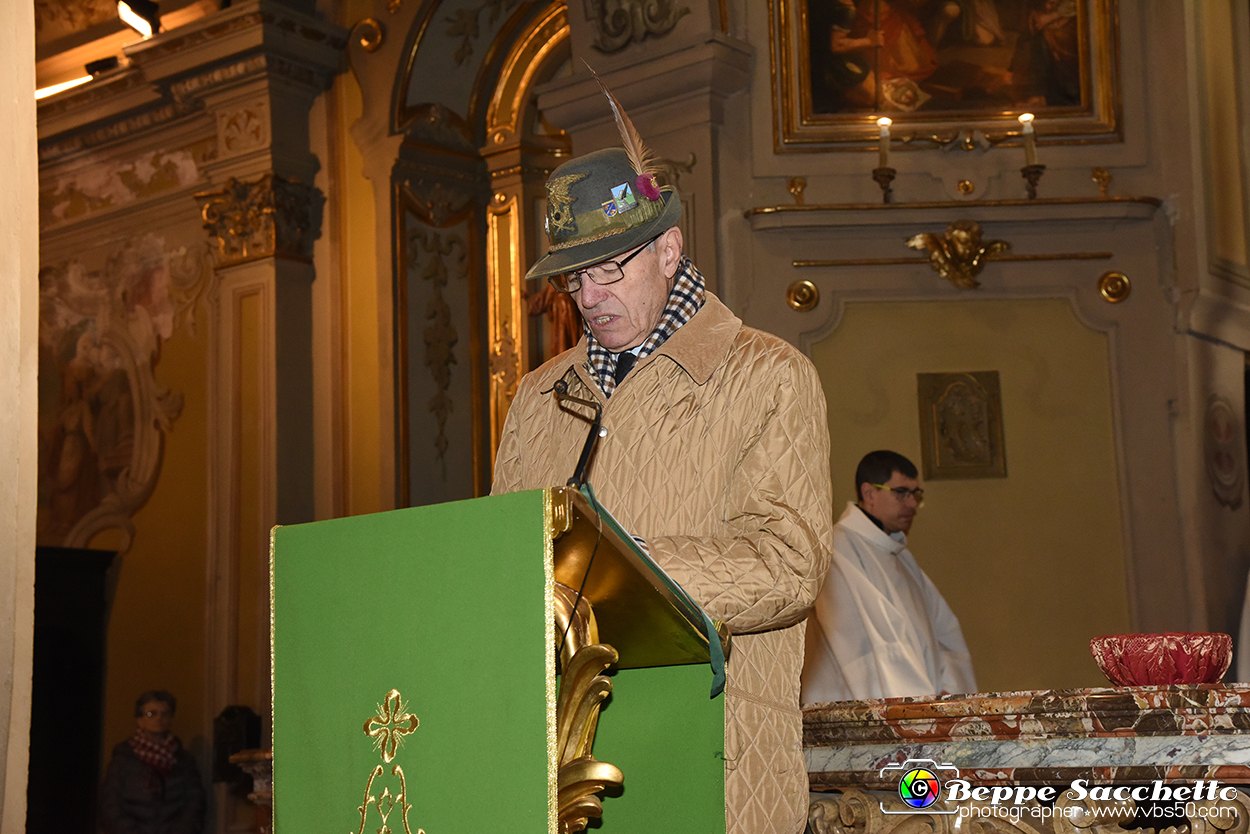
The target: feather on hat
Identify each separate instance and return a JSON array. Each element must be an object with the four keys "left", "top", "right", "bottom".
[{"left": 524, "top": 68, "right": 681, "bottom": 282}]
